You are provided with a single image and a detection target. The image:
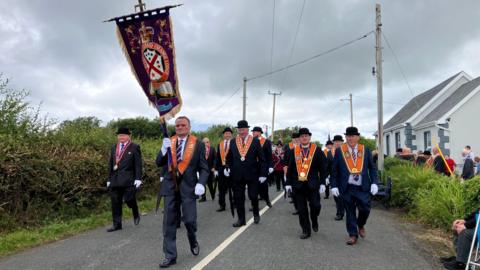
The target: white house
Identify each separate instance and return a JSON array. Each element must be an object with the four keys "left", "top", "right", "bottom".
[{"left": 379, "top": 71, "right": 480, "bottom": 163}]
